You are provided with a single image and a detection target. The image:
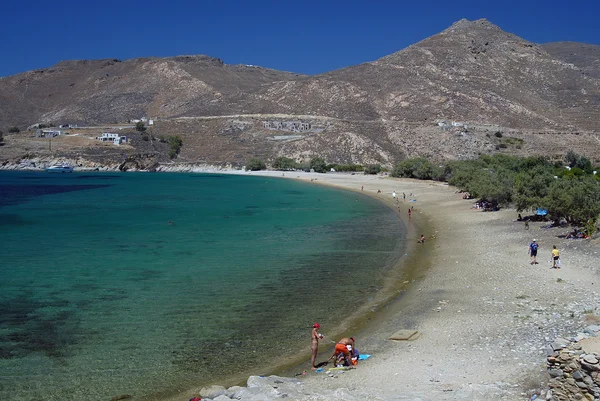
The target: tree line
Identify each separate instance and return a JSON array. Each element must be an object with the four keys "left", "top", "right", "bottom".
[
  {"left": 247, "top": 151, "right": 599, "bottom": 229},
  {"left": 390, "top": 151, "right": 600, "bottom": 227},
  {"left": 246, "top": 156, "right": 383, "bottom": 175}
]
